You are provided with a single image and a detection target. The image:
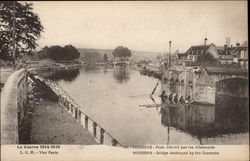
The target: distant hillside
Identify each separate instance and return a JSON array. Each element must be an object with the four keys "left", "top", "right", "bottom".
[{"left": 77, "top": 48, "right": 162, "bottom": 61}]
